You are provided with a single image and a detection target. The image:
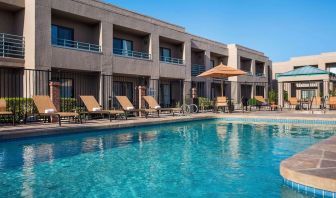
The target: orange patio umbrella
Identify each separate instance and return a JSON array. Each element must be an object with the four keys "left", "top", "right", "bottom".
[{"left": 197, "top": 63, "right": 246, "bottom": 96}]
